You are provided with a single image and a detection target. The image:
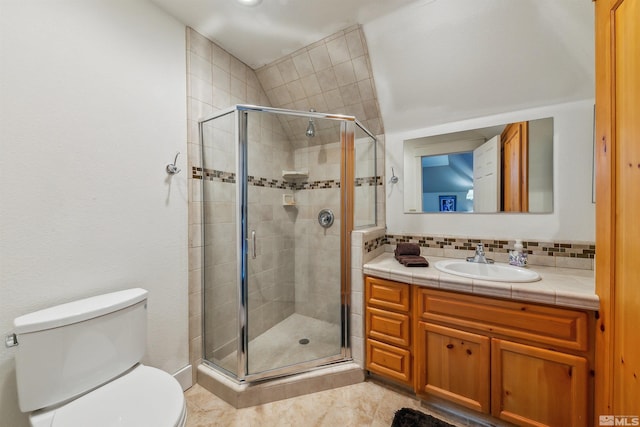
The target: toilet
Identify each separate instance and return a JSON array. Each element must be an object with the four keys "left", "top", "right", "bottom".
[{"left": 12, "top": 288, "right": 187, "bottom": 427}]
